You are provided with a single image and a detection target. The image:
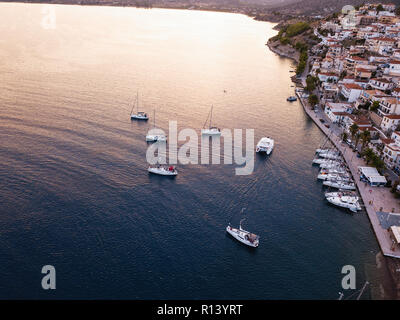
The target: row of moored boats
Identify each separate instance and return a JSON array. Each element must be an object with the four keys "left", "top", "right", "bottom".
[
  {"left": 313, "top": 147, "right": 362, "bottom": 213},
  {"left": 130, "top": 93, "right": 274, "bottom": 178}
]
